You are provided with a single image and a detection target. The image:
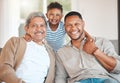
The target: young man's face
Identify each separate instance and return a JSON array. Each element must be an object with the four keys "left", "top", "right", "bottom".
[
  {"left": 46, "top": 8, "right": 63, "bottom": 25},
  {"left": 64, "top": 15, "right": 85, "bottom": 41},
  {"left": 25, "top": 17, "right": 46, "bottom": 43}
]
